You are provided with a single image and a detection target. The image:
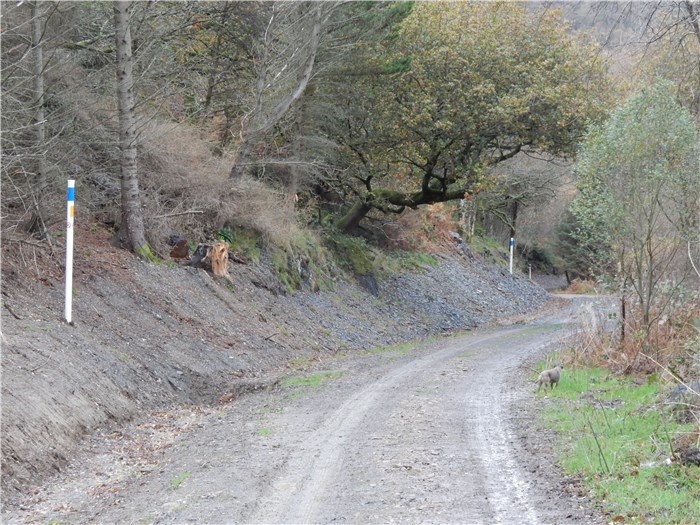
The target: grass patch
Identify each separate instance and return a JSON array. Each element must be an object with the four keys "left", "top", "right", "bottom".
[
  {"left": 542, "top": 366, "right": 699, "bottom": 523},
  {"left": 377, "top": 250, "right": 439, "bottom": 276},
  {"left": 266, "top": 229, "right": 335, "bottom": 293},
  {"left": 170, "top": 470, "right": 191, "bottom": 489},
  {"left": 281, "top": 371, "right": 344, "bottom": 389},
  {"left": 330, "top": 233, "right": 374, "bottom": 276},
  {"left": 395, "top": 250, "right": 438, "bottom": 269},
  {"left": 257, "top": 427, "right": 273, "bottom": 437},
  {"left": 367, "top": 341, "right": 414, "bottom": 355},
  {"left": 470, "top": 234, "right": 508, "bottom": 266},
  {"left": 328, "top": 232, "right": 437, "bottom": 280},
  {"left": 217, "top": 226, "right": 261, "bottom": 262}
]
